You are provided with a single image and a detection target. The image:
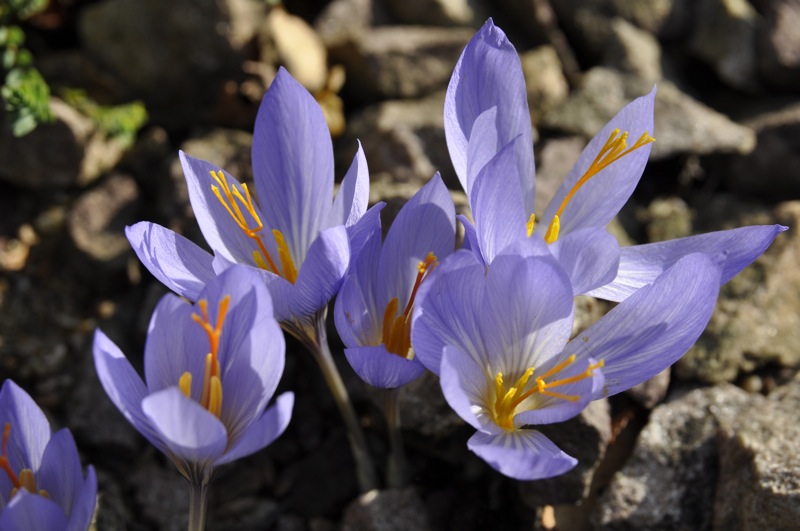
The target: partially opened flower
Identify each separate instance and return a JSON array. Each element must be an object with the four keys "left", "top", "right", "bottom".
[
  {"left": 335, "top": 174, "right": 456, "bottom": 389},
  {"left": 446, "top": 19, "right": 785, "bottom": 298},
  {"left": 411, "top": 245, "right": 723, "bottom": 480},
  {"left": 93, "top": 266, "right": 293, "bottom": 527},
  {"left": 0, "top": 380, "right": 96, "bottom": 531}
]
